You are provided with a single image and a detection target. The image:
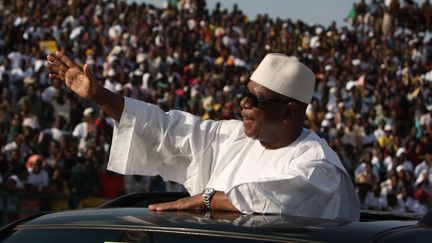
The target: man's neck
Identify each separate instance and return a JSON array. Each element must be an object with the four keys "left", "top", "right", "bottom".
[{"left": 259, "top": 128, "right": 304, "bottom": 150}]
